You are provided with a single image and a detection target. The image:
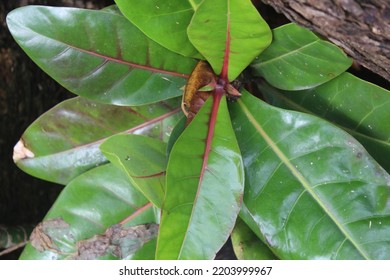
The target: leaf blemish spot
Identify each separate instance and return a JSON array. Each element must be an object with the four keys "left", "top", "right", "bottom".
[{"left": 13, "top": 139, "right": 35, "bottom": 161}]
